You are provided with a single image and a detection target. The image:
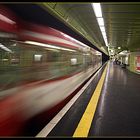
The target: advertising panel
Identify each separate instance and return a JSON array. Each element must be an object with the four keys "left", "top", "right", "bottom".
[{"left": 136, "top": 56, "right": 140, "bottom": 72}]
